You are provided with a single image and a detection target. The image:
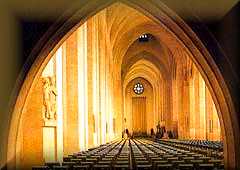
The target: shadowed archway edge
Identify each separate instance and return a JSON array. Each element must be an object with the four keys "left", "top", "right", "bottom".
[{"left": 6, "top": 0, "right": 240, "bottom": 169}]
